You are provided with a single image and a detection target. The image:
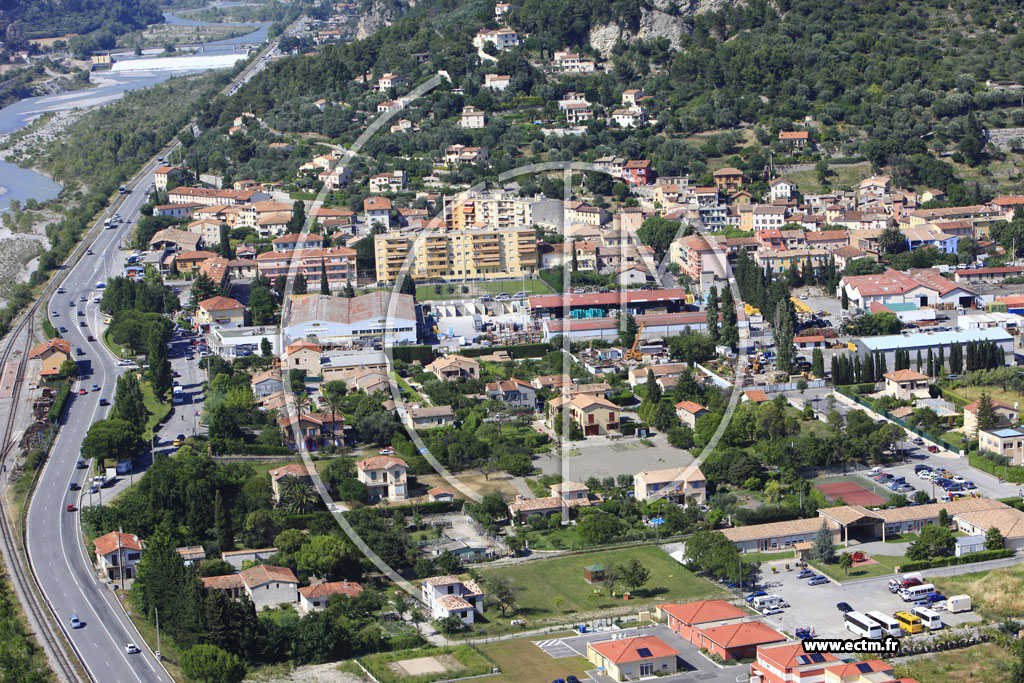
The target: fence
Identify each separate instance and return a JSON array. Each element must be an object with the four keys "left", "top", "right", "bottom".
[
  {"left": 694, "top": 363, "right": 733, "bottom": 389},
  {"left": 833, "top": 388, "right": 964, "bottom": 454}
]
